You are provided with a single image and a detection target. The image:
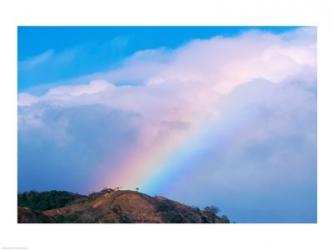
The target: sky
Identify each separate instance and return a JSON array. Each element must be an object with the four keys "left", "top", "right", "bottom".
[{"left": 18, "top": 26, "right": 317, "bottom": 223}]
